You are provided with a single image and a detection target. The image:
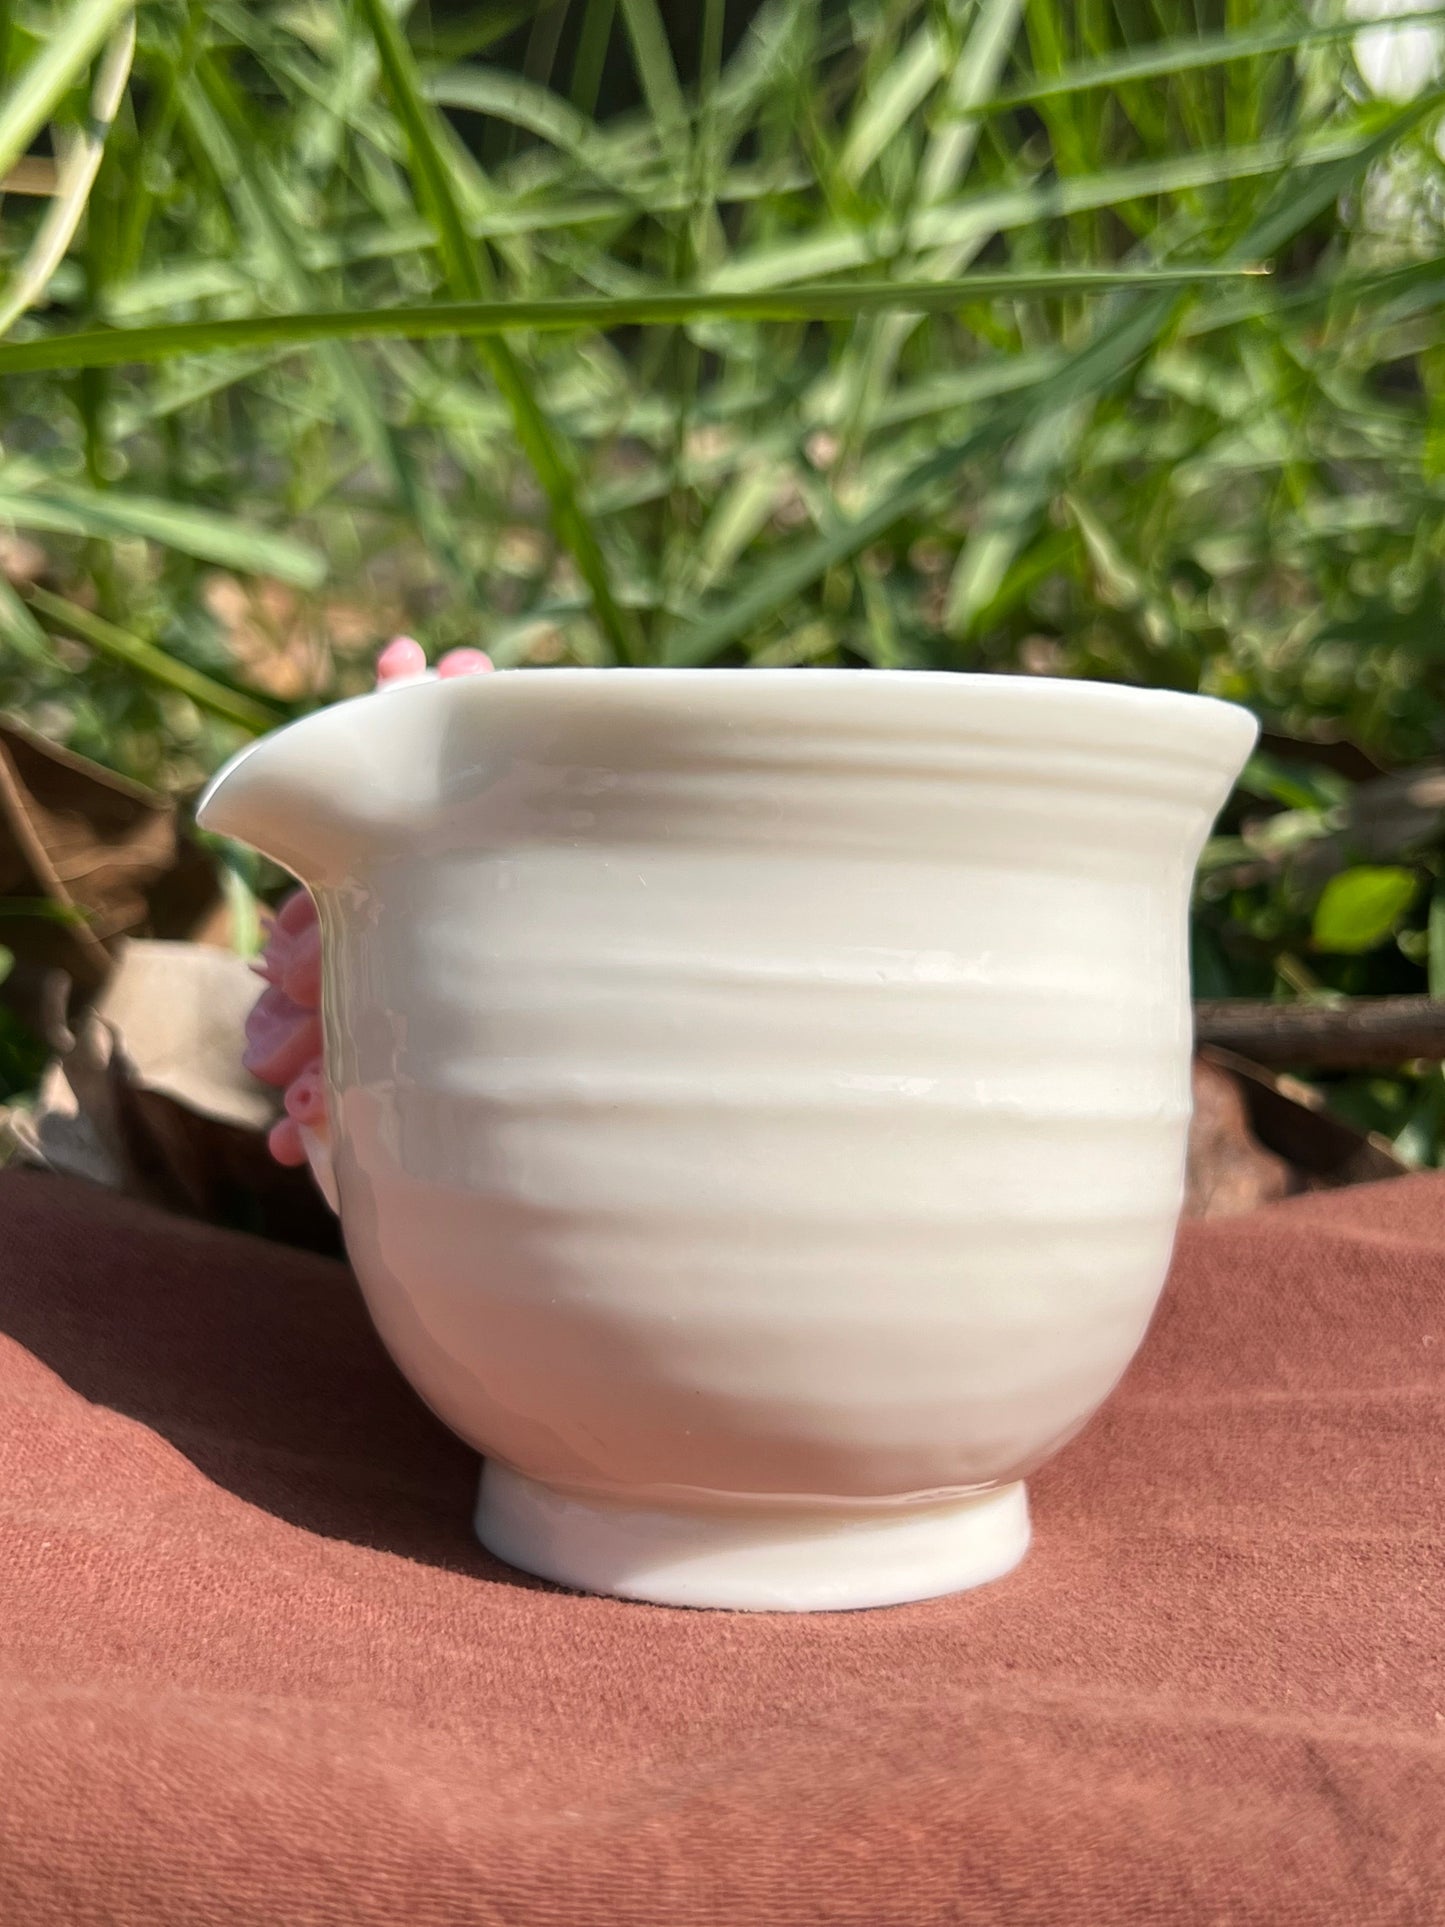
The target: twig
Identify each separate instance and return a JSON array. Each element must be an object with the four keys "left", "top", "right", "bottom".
[{"left": 1194, "top": 996, "right": 1445, "bottom": 1070}]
